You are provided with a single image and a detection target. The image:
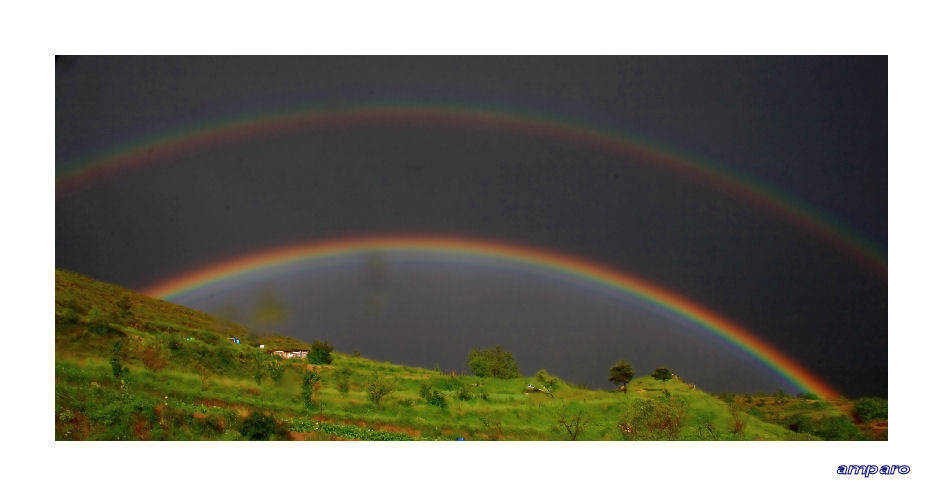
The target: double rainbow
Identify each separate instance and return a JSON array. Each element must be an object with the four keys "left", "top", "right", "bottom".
[
  {"left": 56, "top": 101, "right": 886, "bottom": 276},
  {"left": 141, "top": 234, "right": 840, "bottom": 399}
]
